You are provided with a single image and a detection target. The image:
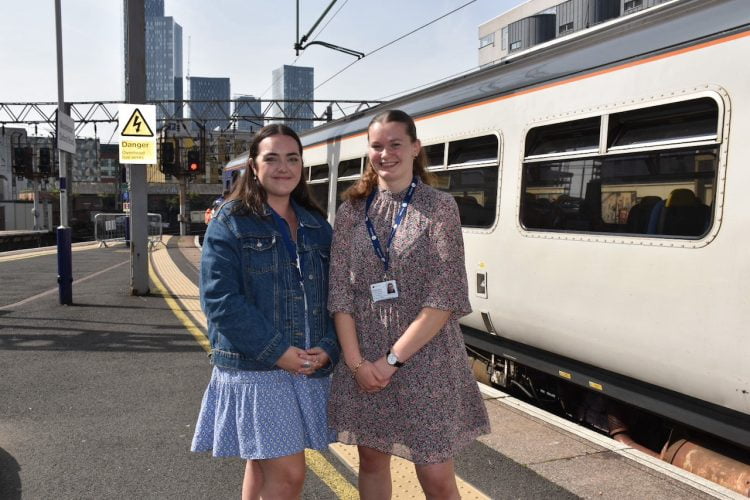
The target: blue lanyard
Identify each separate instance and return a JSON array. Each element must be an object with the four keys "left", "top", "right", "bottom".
[
  {"left": 365, "top": 176, "right": 418, "bottom": 273},
  {"left": 269, "top": 207, "right": 304, "bottom": 284},
  {"left": 269, "top": 207, "right": 312, "bottom": 351}
]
